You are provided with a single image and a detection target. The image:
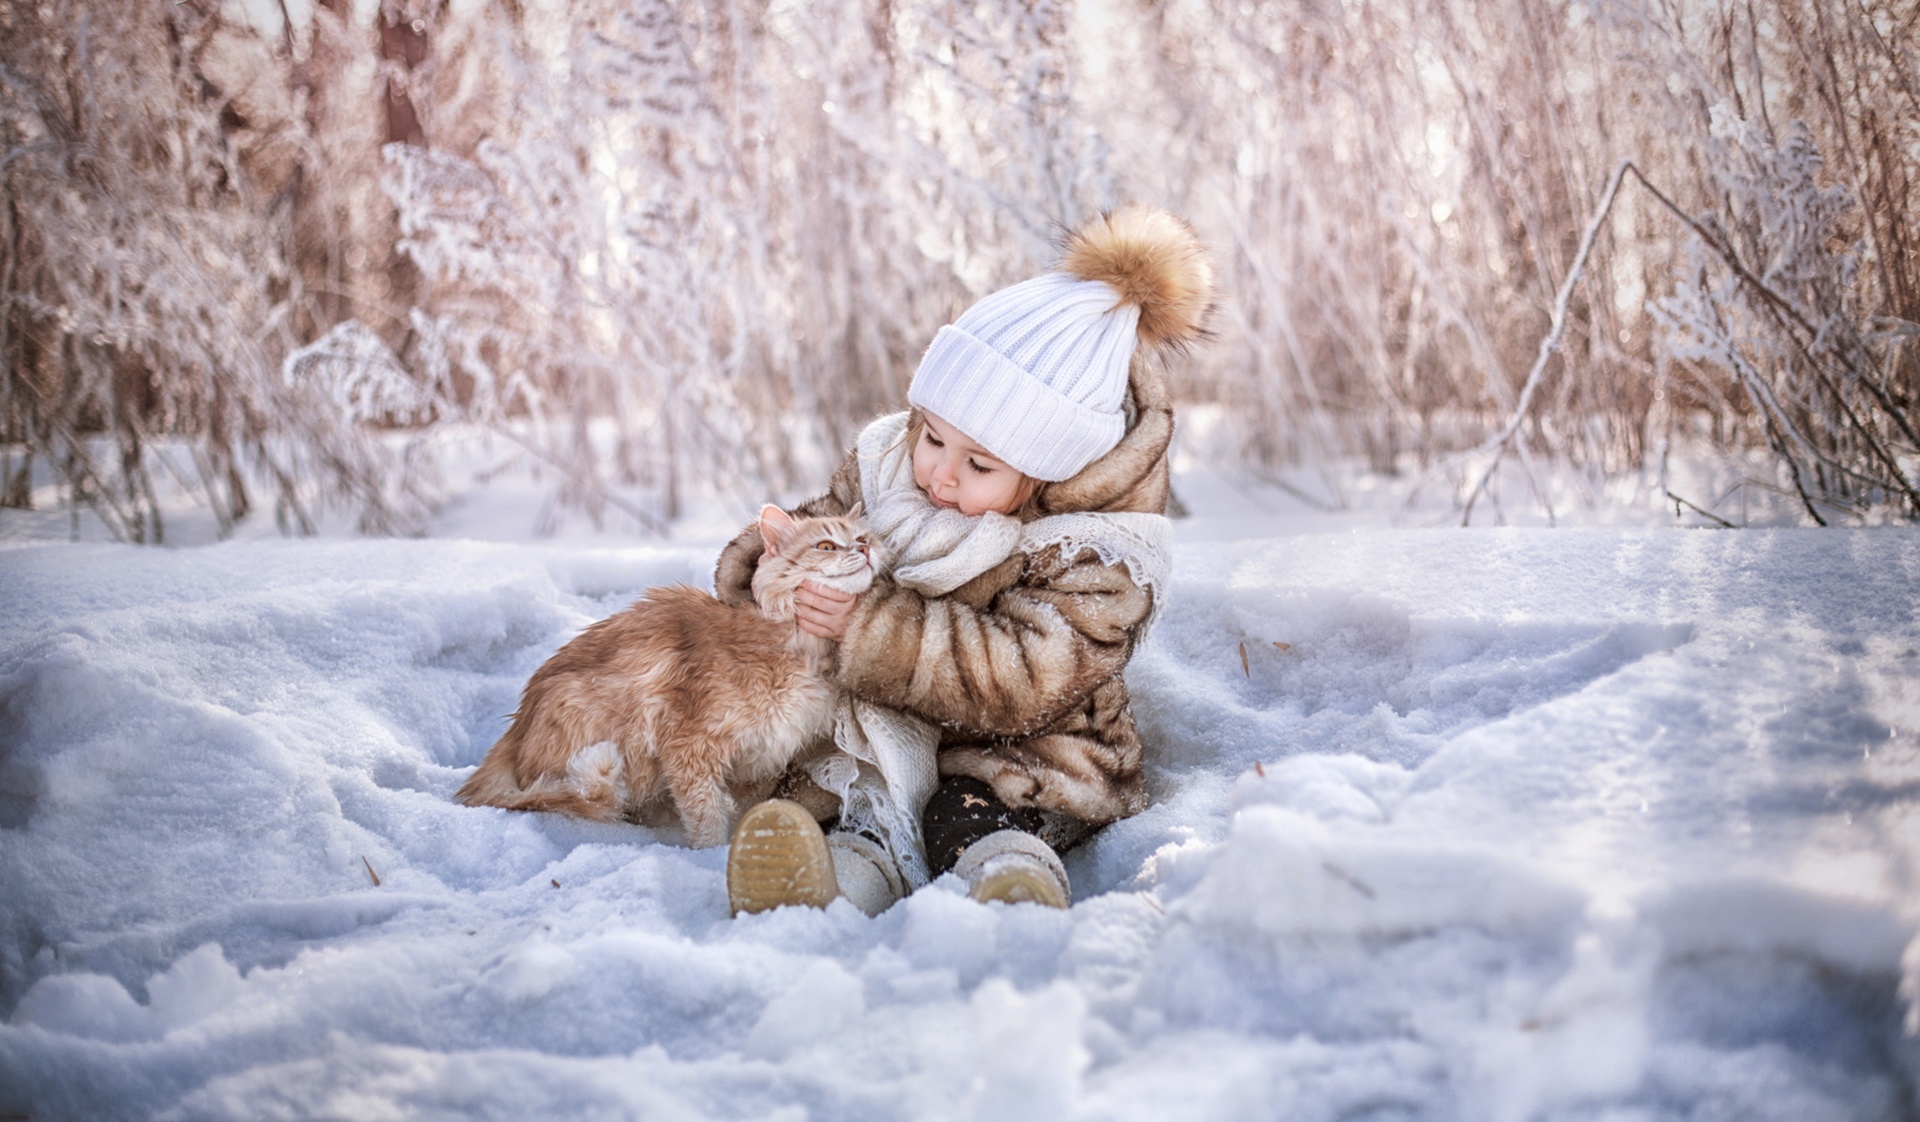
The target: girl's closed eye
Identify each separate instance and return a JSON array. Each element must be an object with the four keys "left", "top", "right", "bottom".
[{"left": 911, "top": 409, "right": 1035, "bottom": 516}]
